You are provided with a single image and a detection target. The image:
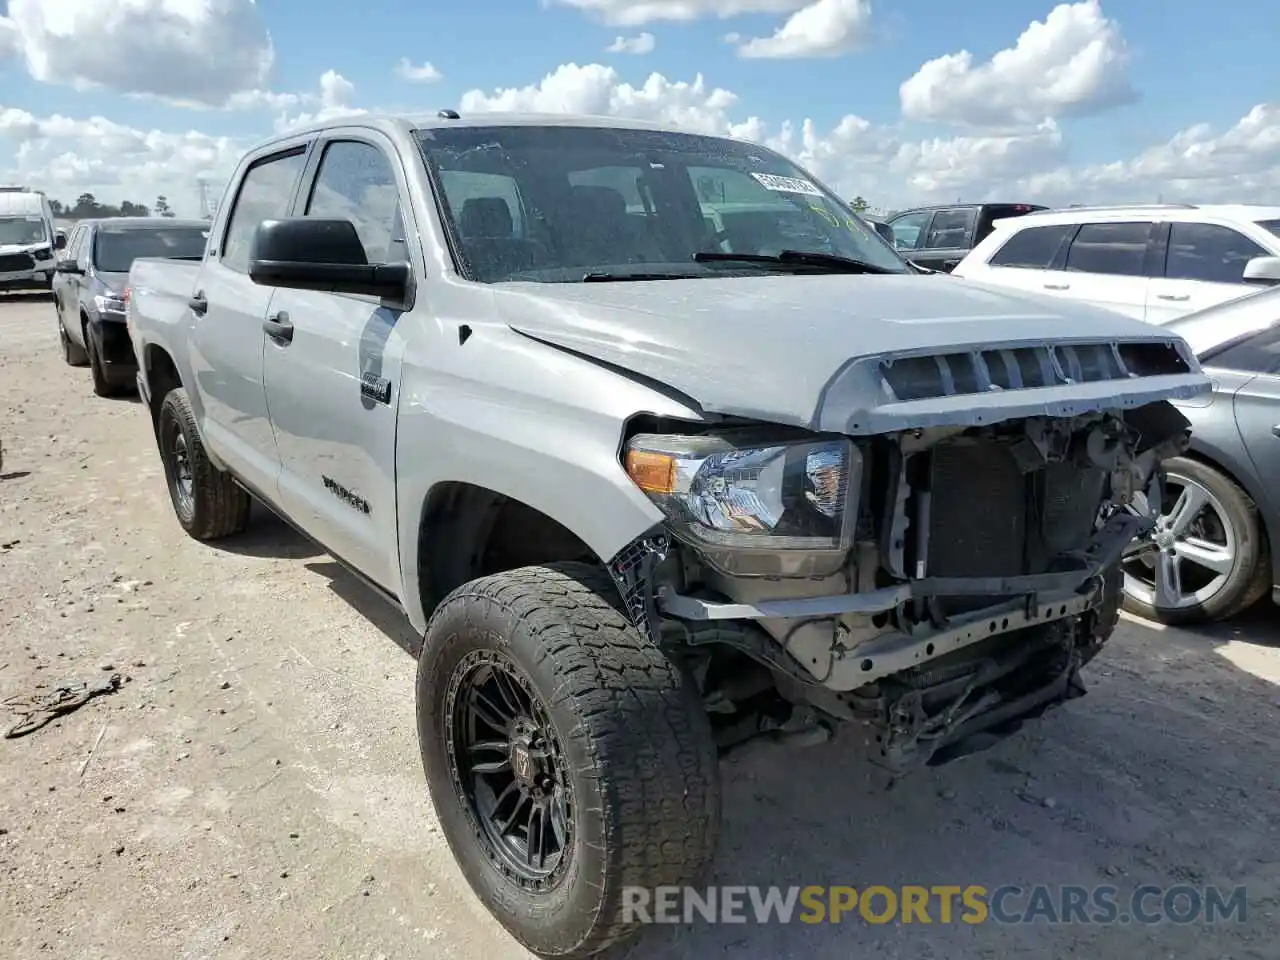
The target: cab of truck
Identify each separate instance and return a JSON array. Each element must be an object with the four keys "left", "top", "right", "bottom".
[{"left": 883, "top": 202, "right": 1047, "bottom": 272}]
